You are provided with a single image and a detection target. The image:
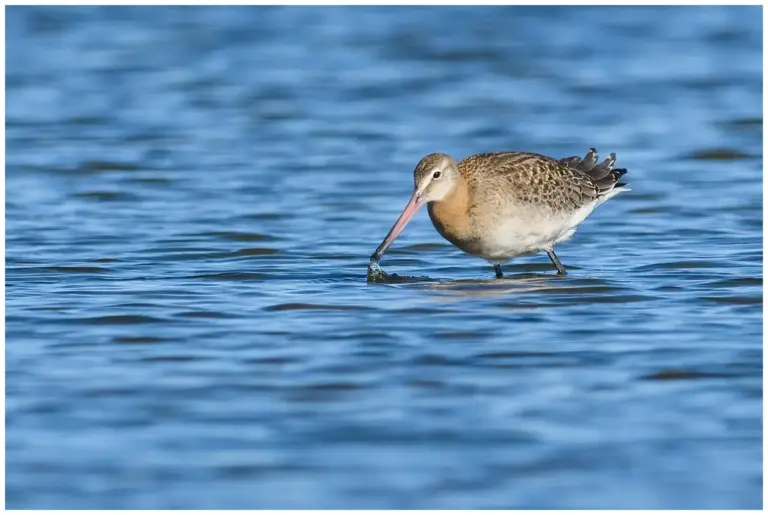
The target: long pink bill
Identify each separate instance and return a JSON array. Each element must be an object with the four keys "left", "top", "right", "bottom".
[{"left": 370, "top": 190, "right": 425, "bottom": 263}]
